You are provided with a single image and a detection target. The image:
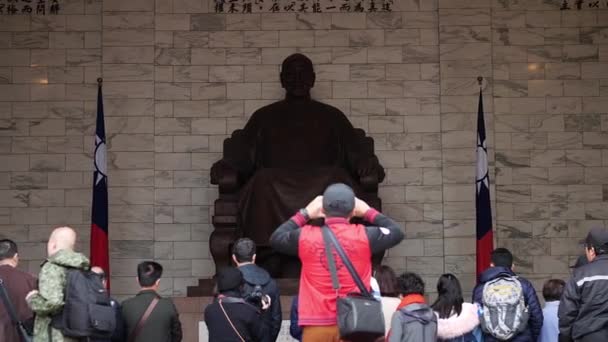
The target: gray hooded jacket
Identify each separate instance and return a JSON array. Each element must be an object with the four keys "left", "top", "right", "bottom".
[{"left": 388, "top": 303, "right": 438, "bottom": 342}]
